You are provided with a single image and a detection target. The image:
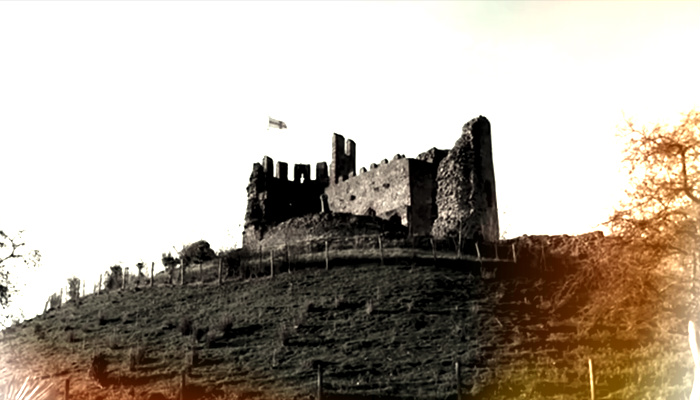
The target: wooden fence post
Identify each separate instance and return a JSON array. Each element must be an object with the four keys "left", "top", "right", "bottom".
[
  {"left": 199, "top": 263, "right": 203, "bottom": 283},
  {"left": 512, "top": 243, "right": 517, "bottom": 263},
  {"left": 180, "top": 370, "right": 186, "bottom": 400},
  {"left": 98, "top": 275, "right": 102, "bottom": 294},
  {"left": 150, "top": 261, "right": 155, "bottom": 287},
  {"left": 589, "top": 358, "right": 595, "bottom": 400},
  {"left": 259, "top": 246, "right": 264, "bottom": 276},
  {"left": 411, "top": 235, "right": 416, "bottom": 264},
  {"left": 454, "top": 361, "right": 461, "bottom": 400},
  {"left": 495, "top": 243, "right": 499, "bottom": 260},
  {"left": 270, "top": 250, "right": 274, "bottom": 278},
  {"left": 475, "top": 243, "right": 482, "bottom": 264},
  {"left": 317, "top": 363, "right": 323, "bottom": 400},
  {"left": 378, "top": 235, "right": 384, "bottom": 266},
  {"left": 324, "top": 240, "right": 329, "bottom": 271},
  {"left": 64, "top": 377, "right": 70, "bottom": 400},
  {"left": 286, "top": 242, "right": 291, "bottom": 274},
  {"left": 457, "top": 235, "right": 462, "bottom": 259},
  {"left": 218, "top": 258, "right": 223, "bottom": 285},
  {"left": 181, "top": 263, "right": 185, "bottom": 286}
]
